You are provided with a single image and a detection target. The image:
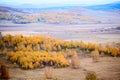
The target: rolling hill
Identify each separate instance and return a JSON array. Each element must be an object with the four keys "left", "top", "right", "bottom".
[{"left": 0, "top": 1, "right": 120, "bottom": 24}]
